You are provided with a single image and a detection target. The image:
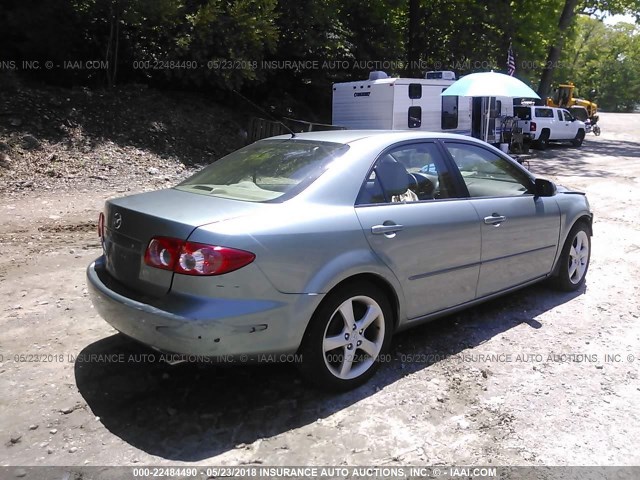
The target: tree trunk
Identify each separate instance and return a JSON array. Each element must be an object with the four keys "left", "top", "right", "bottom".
[
  {"left": 104, "top": 0, "right": 120, "bottom": 88},
  {"left": 537, "top": 0, "right": 579, "bottom": 100},
  {"left": 406, "top": 0, "right": 421, "bottom": 76},
  {"left": 500, "top": 0, "right": 516, "bottom": 70},
  {"left": 112, "top": 1, "right": 120, "bottom": 86},
  {"left": 105, "top": 0, "right": 114, "bottom": 88}
]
